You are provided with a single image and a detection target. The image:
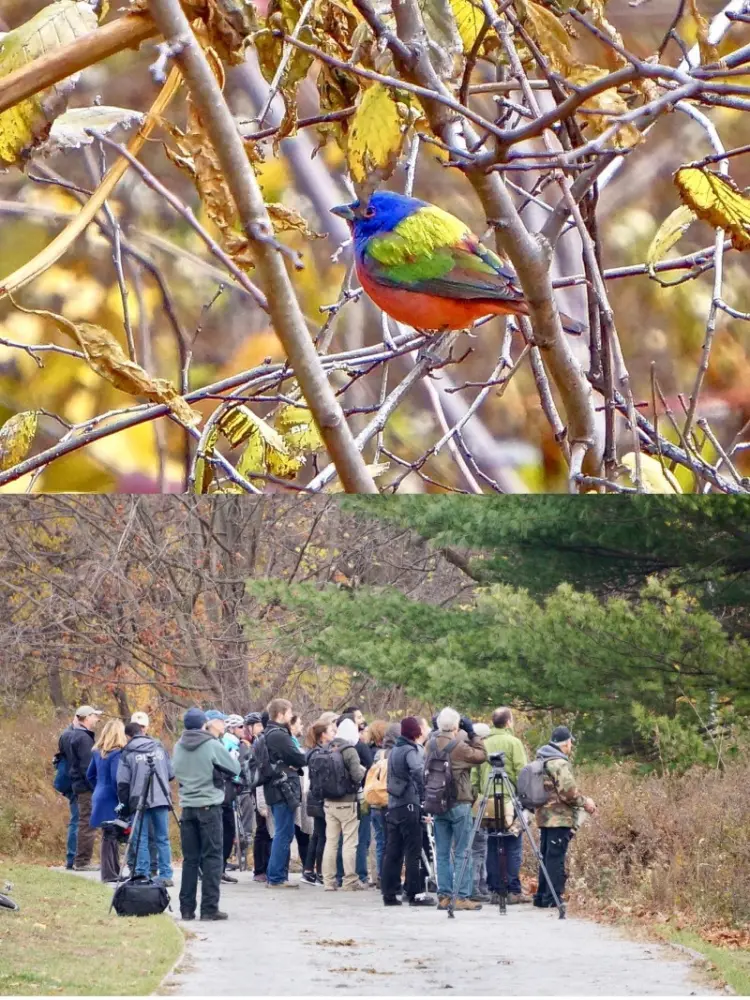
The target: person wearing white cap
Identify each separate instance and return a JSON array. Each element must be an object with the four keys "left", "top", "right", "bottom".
[
  {"left": 57, "top": 705, "right": 103, "bottom": 871},
  {"left": 130, "top": 711, "right": 150, "bottom": 730}
]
